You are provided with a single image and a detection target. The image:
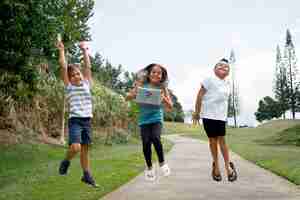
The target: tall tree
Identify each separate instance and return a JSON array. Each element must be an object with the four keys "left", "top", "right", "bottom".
[
  {"left": 90, "top": 54, "right": 124, "bottom": 91},
  {"left": 255, "top": 96, "right": 284, "bottom": 122},
  {"left": 0, "top": 0, "right": 94, "bottom": 74},
  {"left": 164, "top": 89, "right": 185, "bottom": 122},
  {"left": 0, "top": 0, "right": 95, "bottom": 98},
  {"left": 122, "top": 71, "right": 136, "bottom": 92},
  {"left": 228, "top": 49, "right": 240, "bottom": 127},
  {"left": 283, "top": 29, "right": 299, "bottom": 119},
  {"left": 273, "top": 45, "right": 289, "bottom": 119}
]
